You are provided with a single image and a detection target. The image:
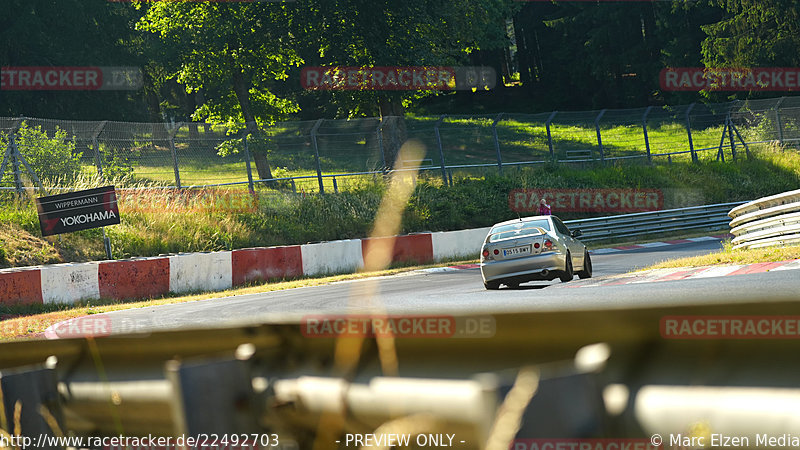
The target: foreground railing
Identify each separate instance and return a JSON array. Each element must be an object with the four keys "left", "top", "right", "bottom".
[{"left": 3, "top": 297, "right": 800, "bottom": 448}]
